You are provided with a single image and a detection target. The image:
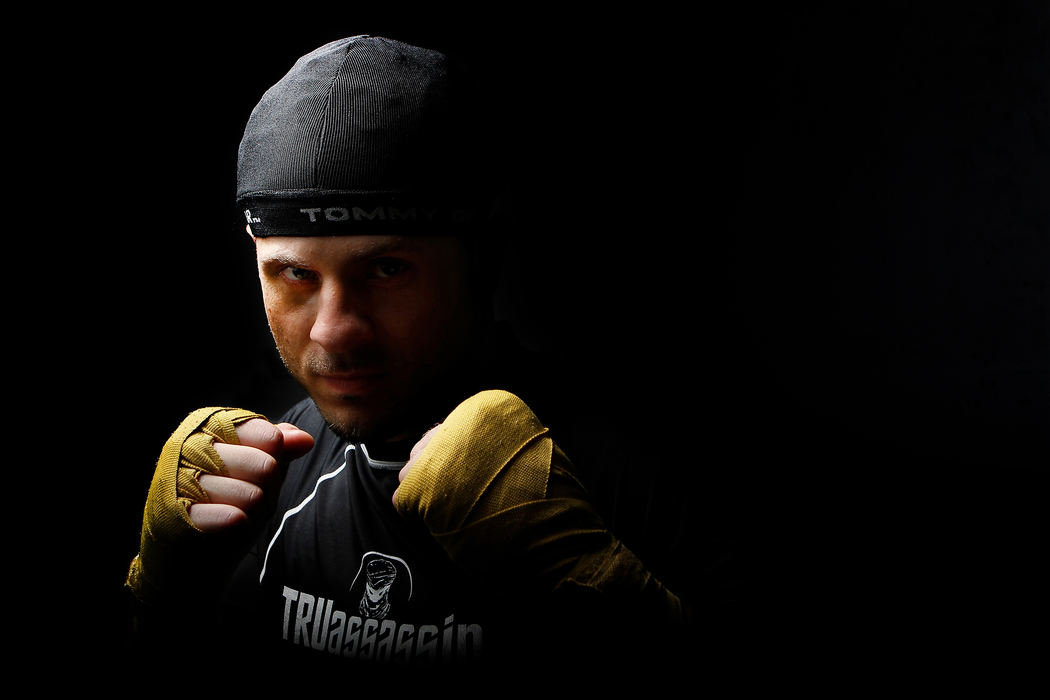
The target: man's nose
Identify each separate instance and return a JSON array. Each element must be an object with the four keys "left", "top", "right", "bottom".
[{"left": 309, "top": 284, "right": 375, "bottom": 353}]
